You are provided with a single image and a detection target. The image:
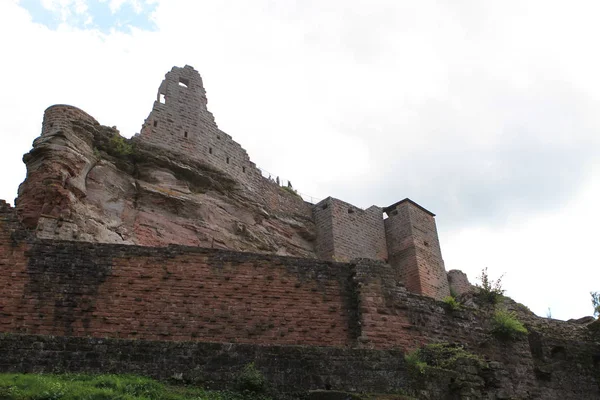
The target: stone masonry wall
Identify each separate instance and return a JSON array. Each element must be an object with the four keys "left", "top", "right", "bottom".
[
  {"left": 138, "top": 66, "right": 261, "bottom": 186},
  {"left": 136, "top": 65, "right": 314, "bottom": 226},
  {"left": 2, "top": 203, "right": 600, "bottom": 398},
  {"left": 353, "top": 260, "right": 600, "bottom": 399},
  {"left": 384, "top": 200, "right": 450, "bottom": 300},
  {"left": 0, "top": 334, "right": 407, "bottom": 394},
  {"left": 447, "top": 269, "right": 472, "bottom": 296},
  {"left": 313, "top": 197, "right": 387, "bottom": 262}
]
